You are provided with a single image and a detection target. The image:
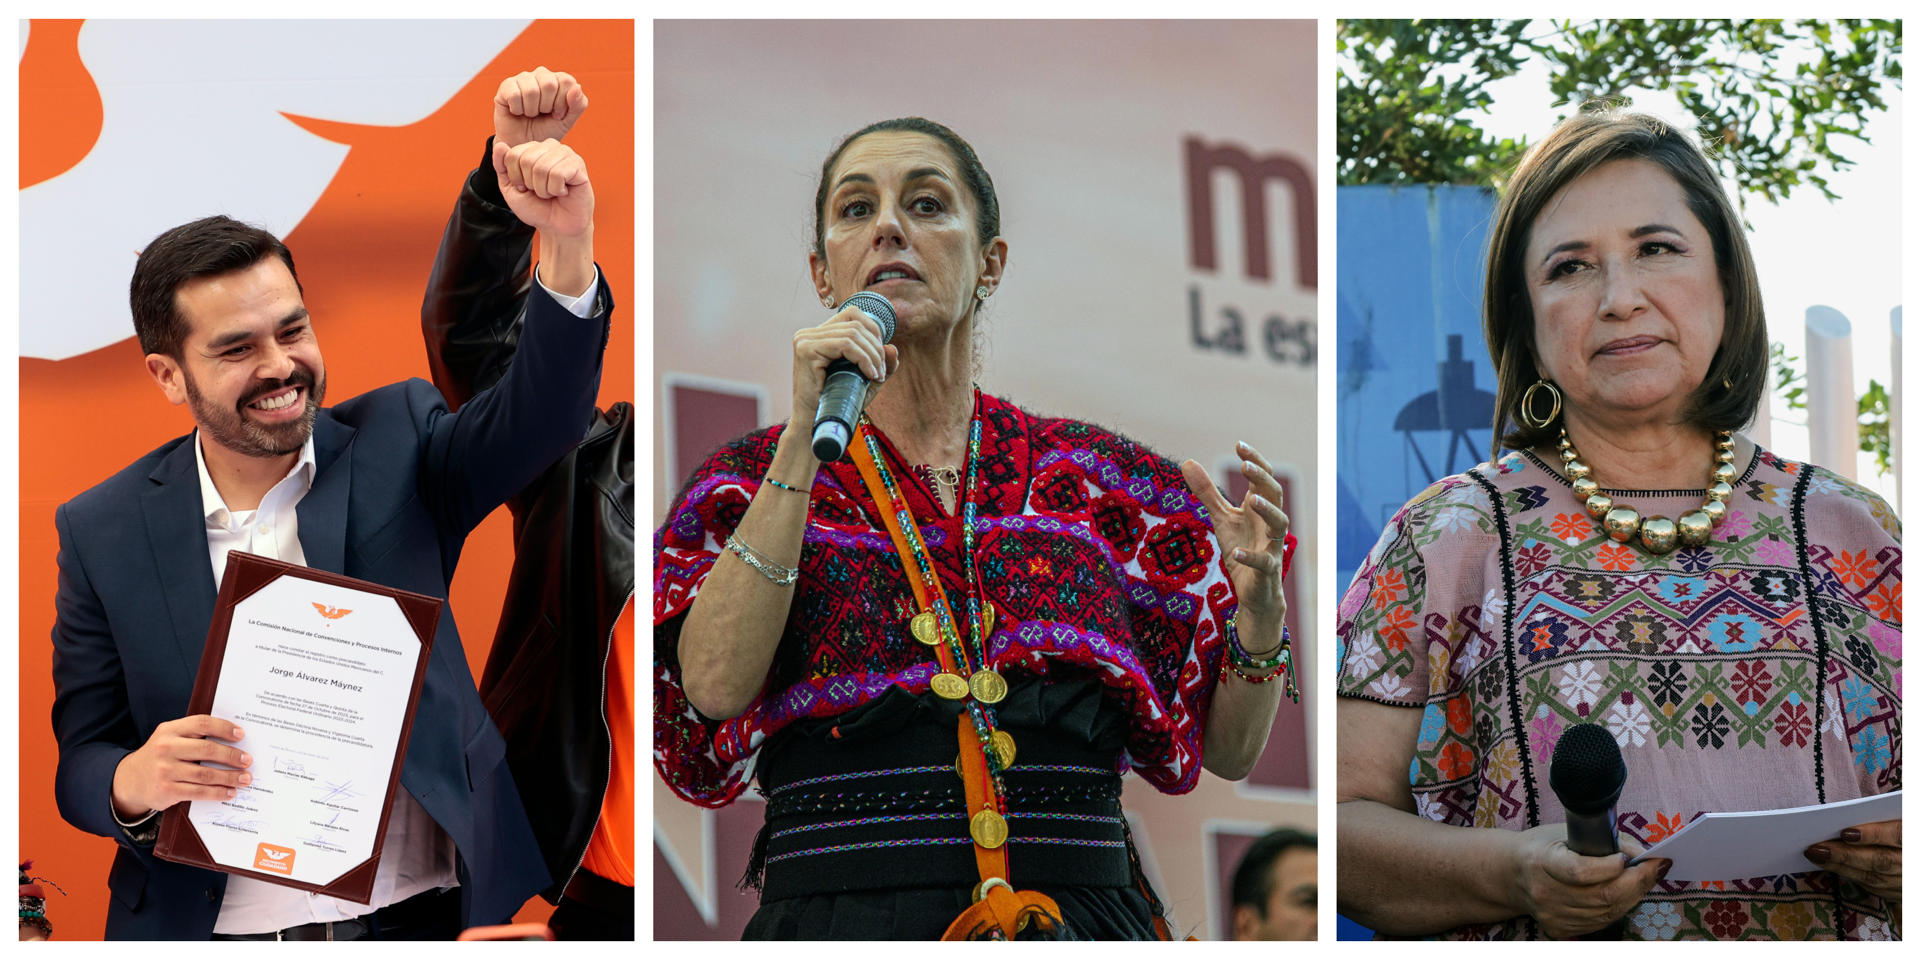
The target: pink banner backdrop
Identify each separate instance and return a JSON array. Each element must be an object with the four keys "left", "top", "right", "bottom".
[{"left": 654, "top": 20, "right": 1318, "bottom": 939}]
